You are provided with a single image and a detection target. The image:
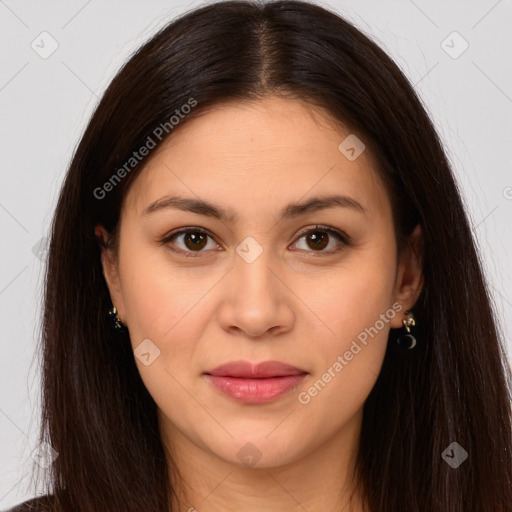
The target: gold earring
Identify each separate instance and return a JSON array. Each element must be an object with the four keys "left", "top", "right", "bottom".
[
  {"left": 108, "top": 306, "right": 127, "bottom": 333},
  {"left": 396, "top": 310, "right": 417, "bottom": 350}
]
